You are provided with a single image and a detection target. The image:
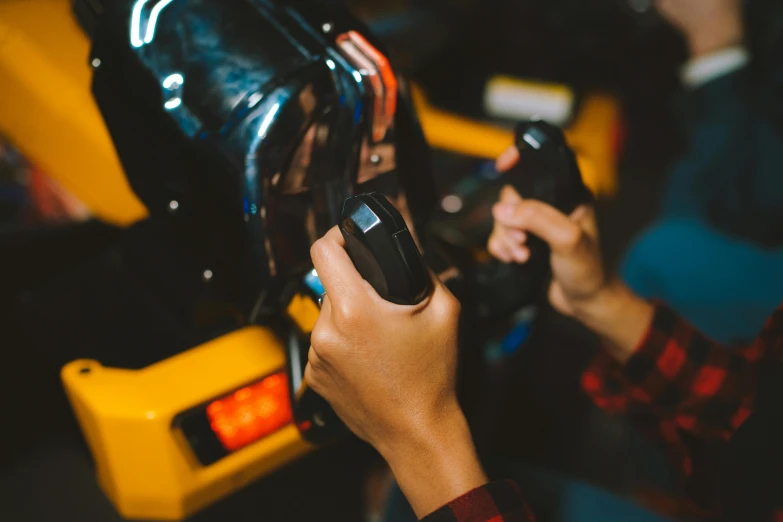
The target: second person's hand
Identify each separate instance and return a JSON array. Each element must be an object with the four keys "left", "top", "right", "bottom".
[
  {"left": 489, "top": 146, "right": 605, "bottom": 318},
  {"left": 488, "top": 146, "right": 654, "bottom": 361}
]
